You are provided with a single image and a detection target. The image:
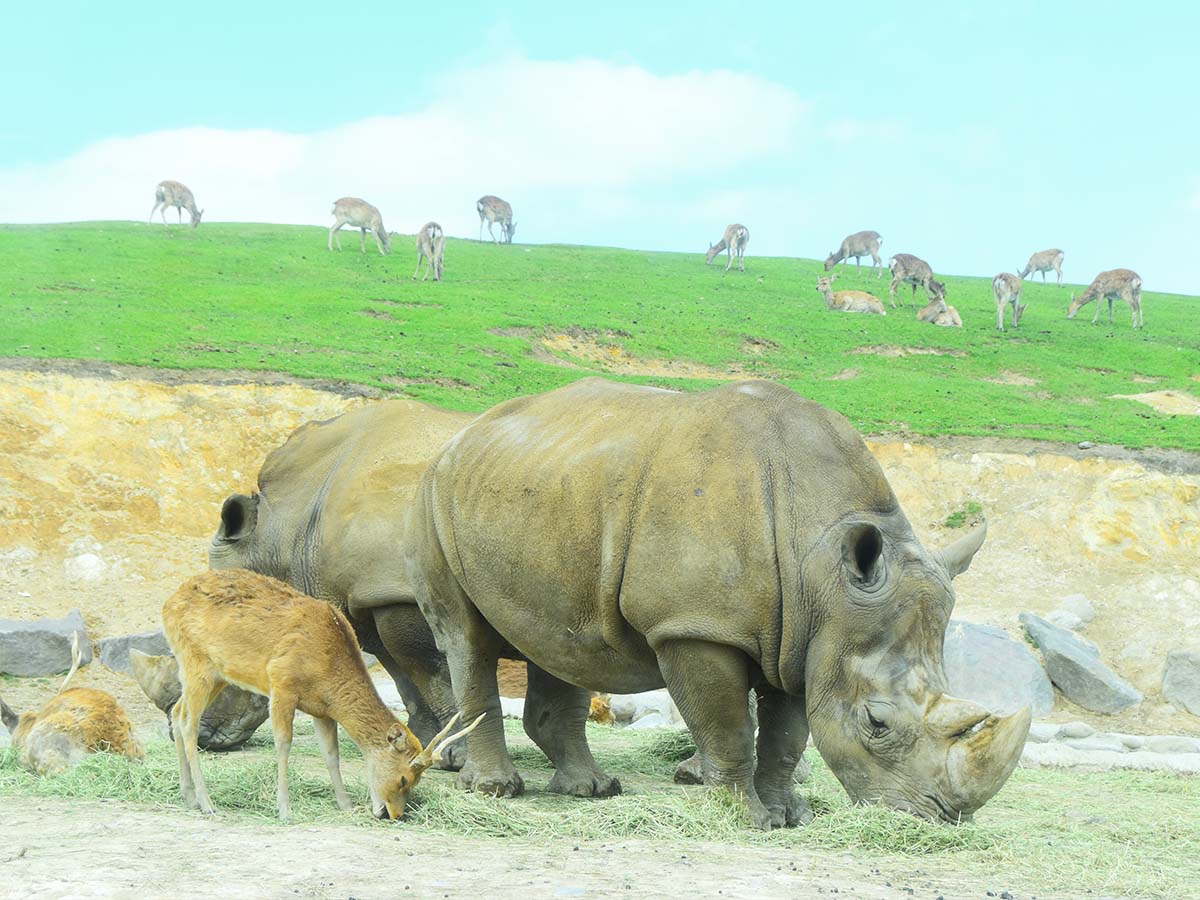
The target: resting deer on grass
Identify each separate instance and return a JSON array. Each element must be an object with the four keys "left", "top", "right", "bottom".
[
  {"left": 477, "top": 195, "right": 515, "bottom": 243},
  {"left": 149, "top": 180, "right": 203, "bottom": 228},
  {"left": 705, "top": 224, "right": 750, "bottom": 272},
  {"left": 824, "top": 230, "right": 883, "bottom": 278},
  {"left": 414, "top": 222, "right": 445, "bottom": 282},
  {"left": 328, "top": 198, "right": 391, "bottom": 255},
  {"left": 917, "top": 300, "right": 963, "bottom": 327},
  {"left": 0, "top": 634, "right": 144, "bottom": 775},
  {"left": 888, "top": 253, "right": 946, "bottom": 310},
  {"left": 815, "top": 275, "right": 886, "bottom": 314},
  {"left": 1068, "top": 269, "right": 1144, "bottom": 329},
  {"left": 992, "top": 272, "right": 1026, "bottom": 330},
  {"left": 1019, "top": 249, "right": 1064, "bottom": 286},
  {"left": 161, "top": 569, "right": 483, "bottom": 820}
]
